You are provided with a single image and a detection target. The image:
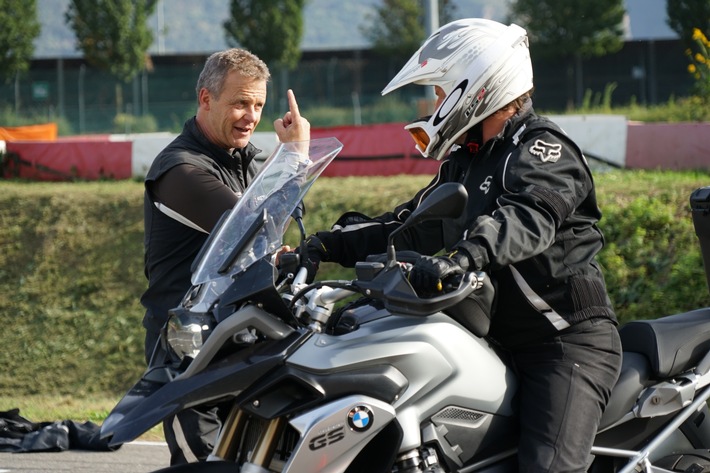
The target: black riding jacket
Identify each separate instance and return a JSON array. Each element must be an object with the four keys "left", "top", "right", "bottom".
[
  {"left": 315, "top": 104, "right": 617, "bottom": 347},
  {"left": 141, "top": 117, "right": 260, "bottom": 334}
]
